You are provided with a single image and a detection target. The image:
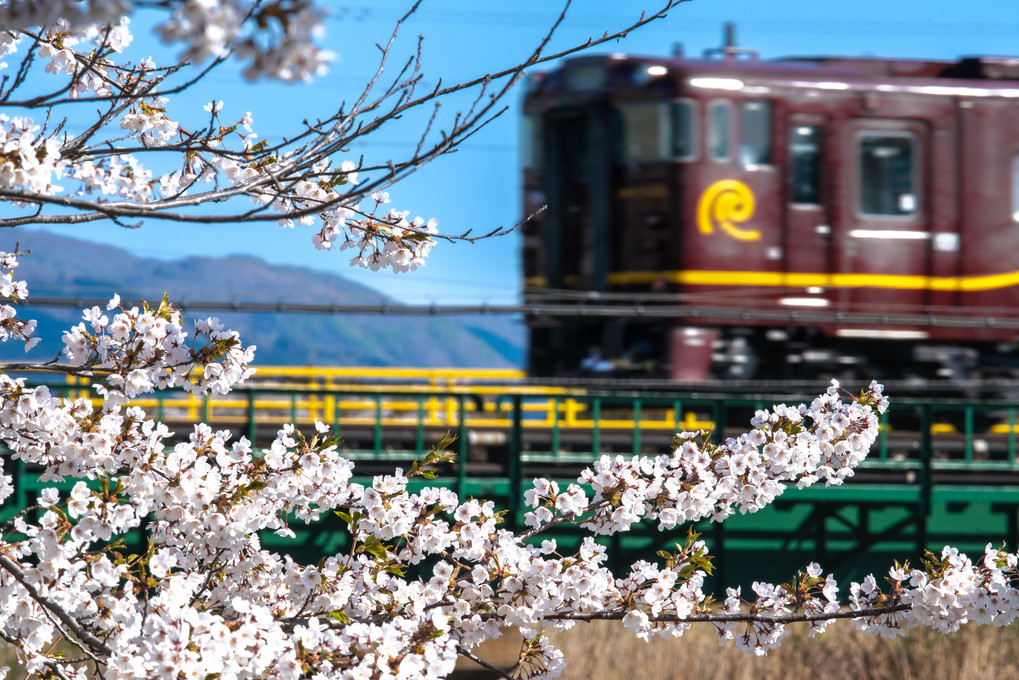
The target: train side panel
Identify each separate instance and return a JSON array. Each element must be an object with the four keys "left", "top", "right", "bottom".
[
  {"left": 958, "top": 99, "right": 1019, "bottom": 341},
  {"left": 522, "top": 53, "right": 1019, "bottom": 381}
]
